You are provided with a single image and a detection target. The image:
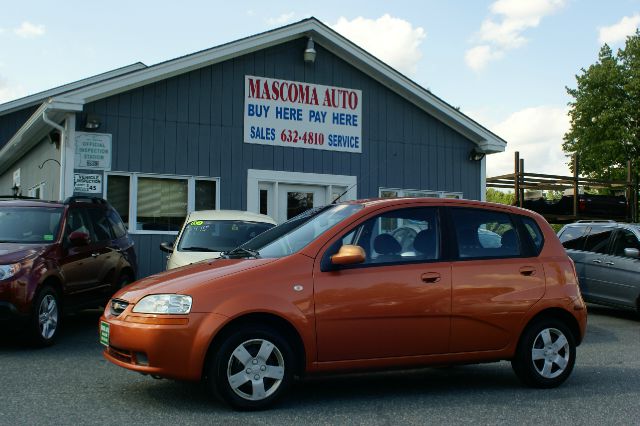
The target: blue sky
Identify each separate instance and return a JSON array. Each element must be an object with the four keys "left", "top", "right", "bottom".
[{"left": 2, "top": 0, "right": 639, "bottom": 177}]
